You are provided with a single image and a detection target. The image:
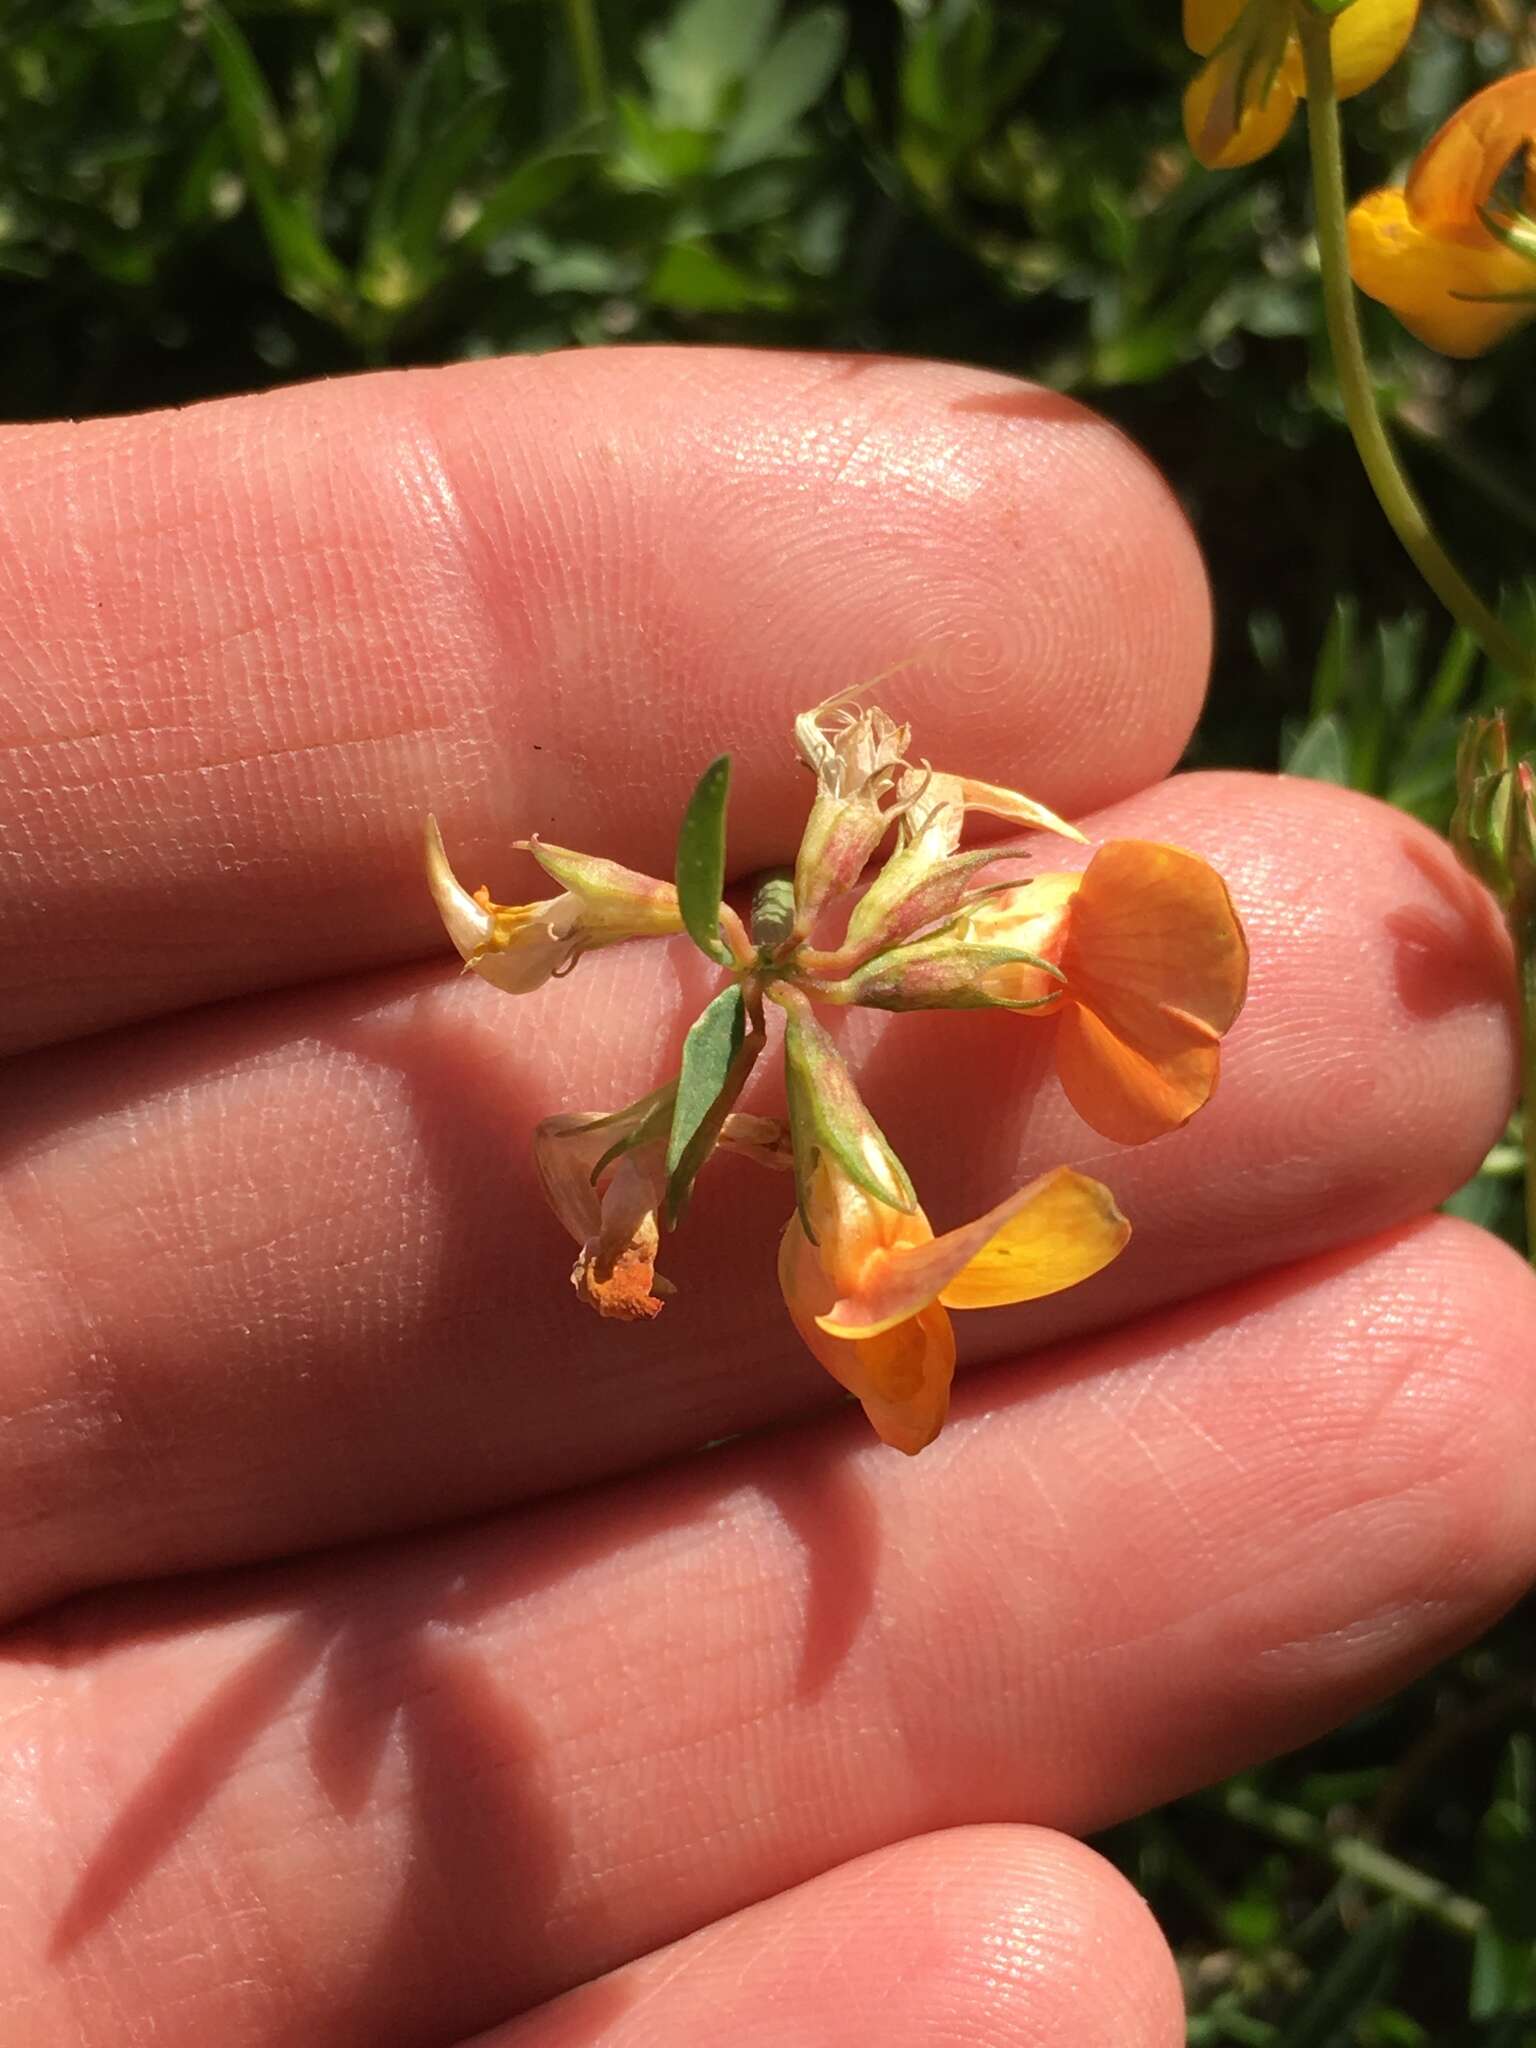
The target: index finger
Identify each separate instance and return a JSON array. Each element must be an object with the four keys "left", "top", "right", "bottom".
[{"left": 0, "top": 348, "right": 1209, "bottom": 1053}]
